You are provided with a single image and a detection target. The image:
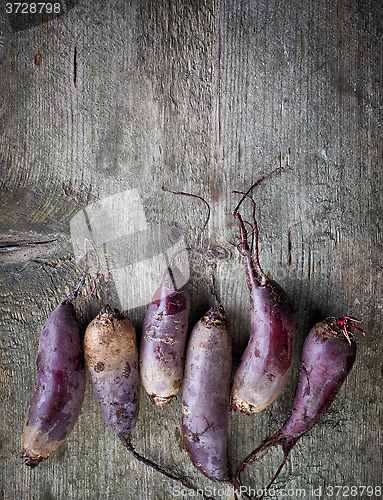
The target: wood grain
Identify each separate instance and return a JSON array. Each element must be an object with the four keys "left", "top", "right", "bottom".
[{"left": 1, "top": 0, "right": 382, "bottom": 498}]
